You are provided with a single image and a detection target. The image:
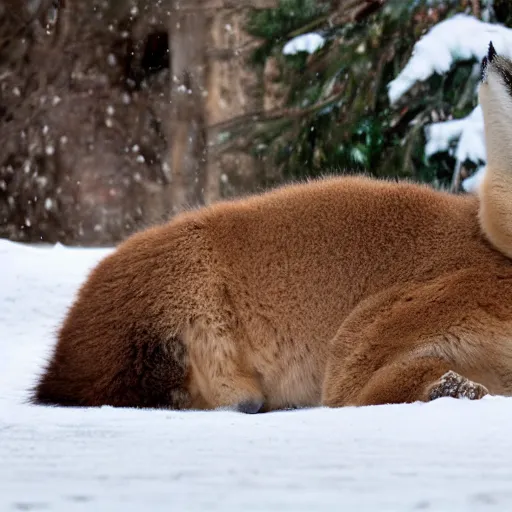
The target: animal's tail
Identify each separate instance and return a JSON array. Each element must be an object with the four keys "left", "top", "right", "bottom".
[{"left": 478, "top": 42, "right": 512, "bottom": 259}]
